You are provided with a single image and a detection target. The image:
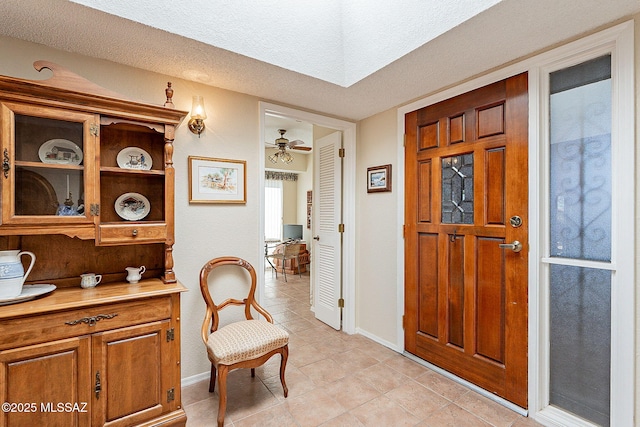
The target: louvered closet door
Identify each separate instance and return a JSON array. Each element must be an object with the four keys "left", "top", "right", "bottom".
[{"left": 313, "top": 131, "right": 342, "bottom": 330}]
